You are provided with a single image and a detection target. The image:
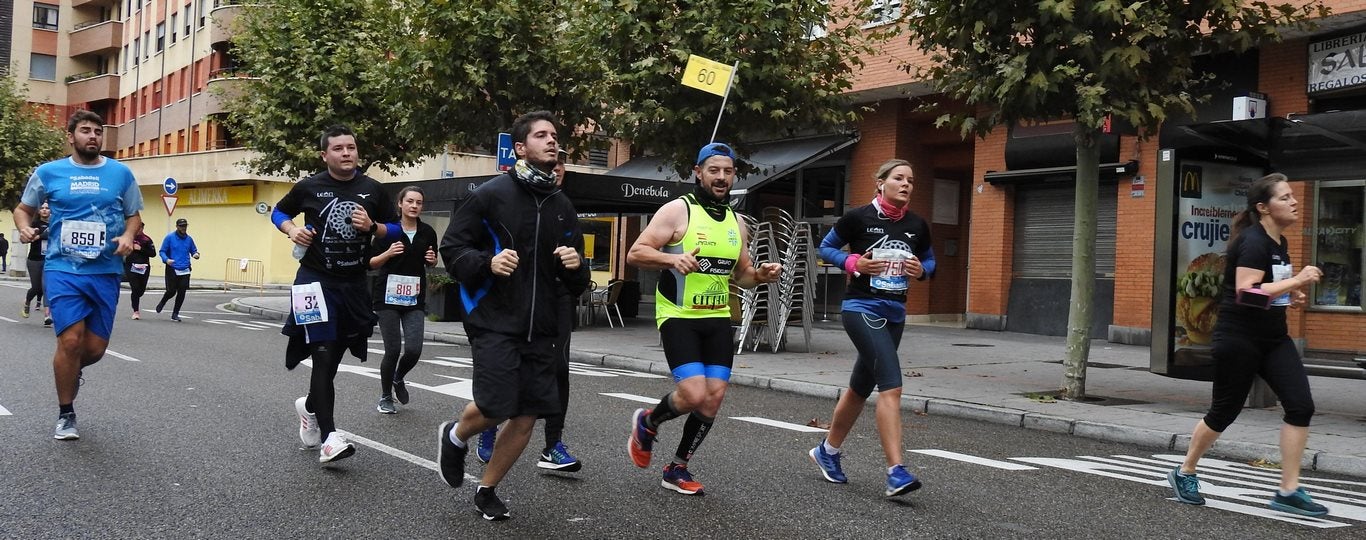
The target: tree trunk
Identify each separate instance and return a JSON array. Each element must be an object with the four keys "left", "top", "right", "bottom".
[{"left": 1061, "top": 126, "right": 1099, "bottom": 400}]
